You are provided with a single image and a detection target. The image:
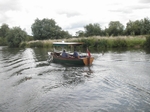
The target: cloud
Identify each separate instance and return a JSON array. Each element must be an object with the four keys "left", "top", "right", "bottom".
[
  {"left": 0, "top": 0, "right": 21, "bottom": 24},
  {"left": 57, "top": 10, "right": 81, "bottom": 18},
  {"left": 0, "top": 0, "right": 20, "bottom": 12},
  {"left": 131, "top": 4, "right": 150, "bottom": 10},
  {"left": 65, "top": 21, "right": 87, "bottom": 30},
  {"left": 139, "top": 0, "right": 150, "bottom": 3},
  {"left": 109, "top": 4, "right": 150, "bottom": 14},
  {"left": 109, "top": 8, "right": 133, "bottom": 14}
]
